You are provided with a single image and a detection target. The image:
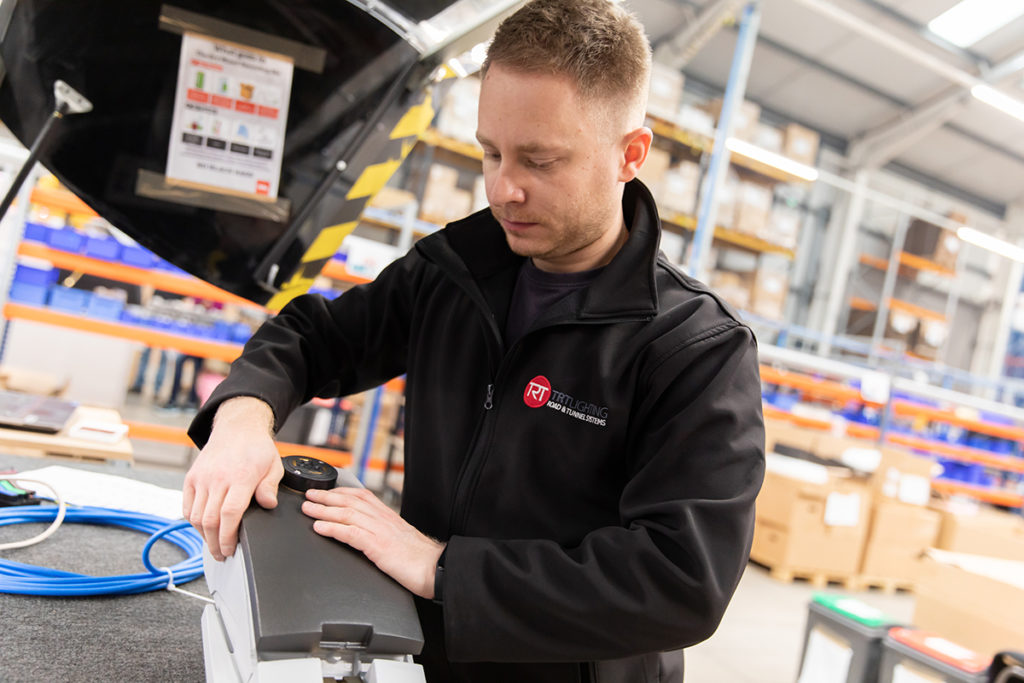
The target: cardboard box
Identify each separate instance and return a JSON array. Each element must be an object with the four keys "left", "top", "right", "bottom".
[
  {"left": 764, "top": 418, "right": 819, "bottom": 456},
  {"left": 733, "top": 179, "right": 774, "bottom": 235},
  {"left": 677, "top": 104, "right": 716, "bottom": 137},
  {"left": 420, "top": 164, "right": 472, "bottom": 226},
  {"left": 860, "top": 501, "right": 940, "bottom": 581},
  {"left": 913, "top": 551, "right": 1024, "bottom": 656},
  {"left": 752, "top": 123, "right": 783, "bottom": 153},
  {"left": 930, "top": 502, "right": 1024, "bottom": 562},
  {"left": 871, "top": 448, "right": 935, "bottom": 506},
  {"left": 783, "top": 123, "right": 820, "bottom": 166},
  {"left": 760, "top": 205, "right": 801, "bottom": 250},
  {"left": 647, "top": 62, "right": 684, "bottom": 121},
  {"left": 904, "top": 218, "right": 961, "bottom": 271},
  {"left": 704, "top": 98, "right": 761, "bottom": 141},
  {"left": 435, "top": 76, "right": 480, "bottom": 145},
  {"left": 708, "top": 270, "right": 752, "bottom": 311},
  {"left": 658, "top": 161, "right": 700, "bottom": 216},
  {"left": 913, "top": 319, "right": 948, "bottom": 361},
  {"left": 752, "top": 468, "right": 870, "bottom": 575},
  {"left": 749, "top": 266, "right": 788, "bottom": 319},
  {"left": 638, "top": 147, "right": 672, "bottom": 194}
]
